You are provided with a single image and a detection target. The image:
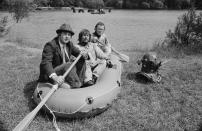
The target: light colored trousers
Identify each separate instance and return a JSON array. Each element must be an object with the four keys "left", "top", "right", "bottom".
[{"left": 84, "top": 59, "right": 106, "bottom": 82}]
